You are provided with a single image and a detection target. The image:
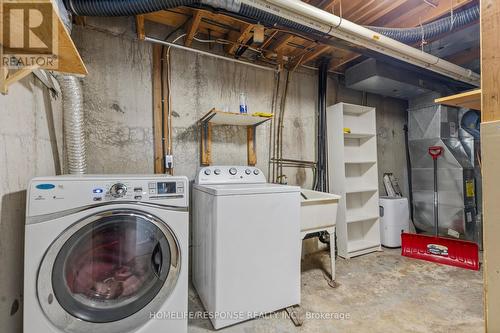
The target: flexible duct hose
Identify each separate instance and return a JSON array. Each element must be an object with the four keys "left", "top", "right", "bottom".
[
  {"left": 367, "top": 5, "right": 479, "bottom": 45},
  {"left": 55, "top": 75, "right": 87, "bottom": 175},
  {"left": 64, "top": 0, "right": 197, "bottom": 16},
  {"left": 63, "top": 0, "right": 478, "bottom": 45}
]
